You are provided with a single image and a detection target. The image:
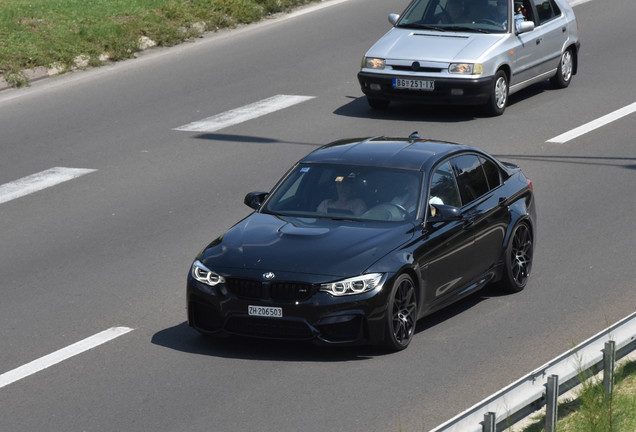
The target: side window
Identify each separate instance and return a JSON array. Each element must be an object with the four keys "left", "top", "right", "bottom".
[
  {"left": 429, "top": 161, "right": 461, "bottom": 208},
  {"left": 533, "top": 0, "right": 560, "bottom": 24},
  {"left": 518, "top": 0, "right": 536, "bottom": 24},
  {"left": 450, "top": 154, "right": 489, "bottom": 205},
  {"left": 480, "top": 156, "right": 502, "bottom": 190}
]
